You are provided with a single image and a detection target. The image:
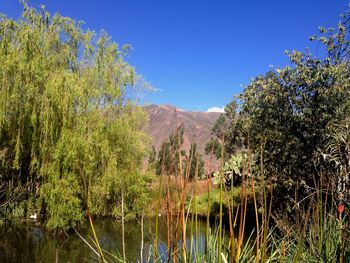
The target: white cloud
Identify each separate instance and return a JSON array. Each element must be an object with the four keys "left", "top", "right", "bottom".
[{"left": 207, "top": 106, "right": 225, "bottom": 113}]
